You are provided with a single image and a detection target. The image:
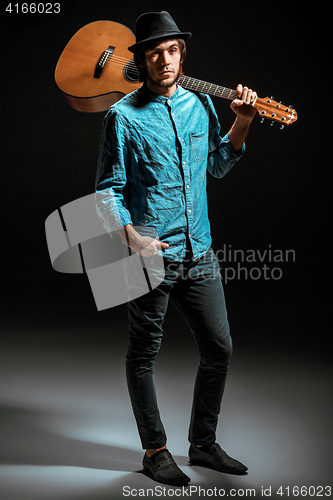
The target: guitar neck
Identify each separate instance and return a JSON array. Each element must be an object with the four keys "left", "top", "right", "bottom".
[{"left": 177, "top": 74, "right": 237, "bottom": 101}]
